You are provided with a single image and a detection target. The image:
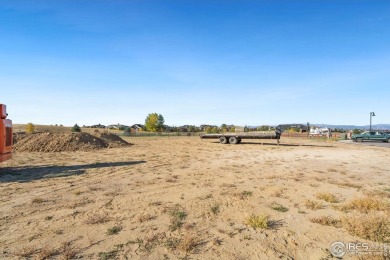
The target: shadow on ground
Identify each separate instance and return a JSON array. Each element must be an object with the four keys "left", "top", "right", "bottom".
[
  {"left": 0, "top": 161, "right": 146, "bottom": 183},
  {"left": 212, "top": 141, "right": 333, "bottom": 148}
]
